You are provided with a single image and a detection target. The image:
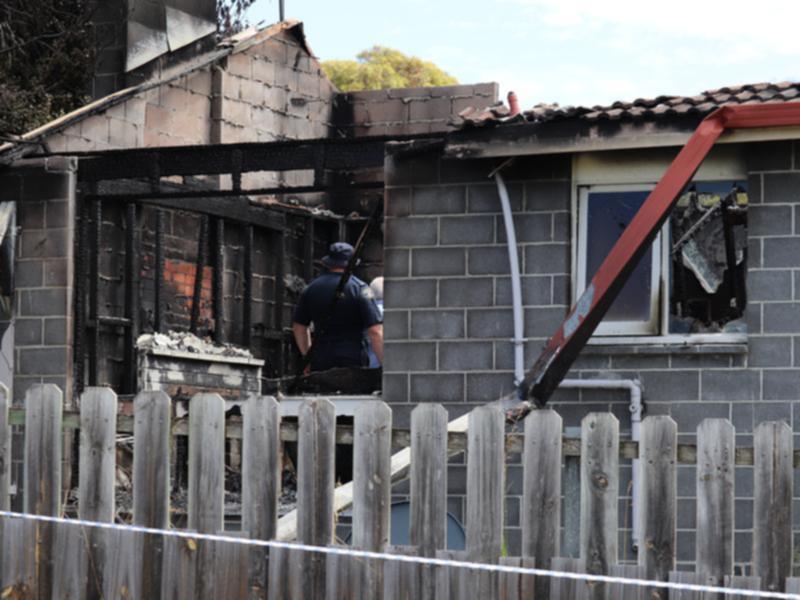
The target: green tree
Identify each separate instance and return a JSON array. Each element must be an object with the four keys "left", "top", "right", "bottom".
[
  {"left": 0, "top": 0, "right": 99, "bottom": 136},
  {"left": 217, "top": 0, "right": 256, "bottom": 36},
  {"left": 322, "top": 46, "right": 457, "bottom": 92}
]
